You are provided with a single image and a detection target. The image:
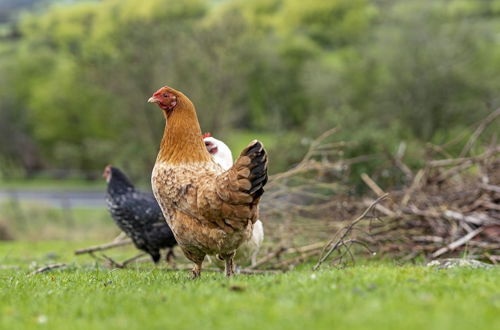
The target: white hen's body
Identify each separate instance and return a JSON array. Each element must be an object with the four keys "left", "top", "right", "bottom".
[
  {"left": 203, "top": 136, "right": 234, "bottom": 171},
  {"left": 203, "top": 135, "right": 264, "bottom": 266}
]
